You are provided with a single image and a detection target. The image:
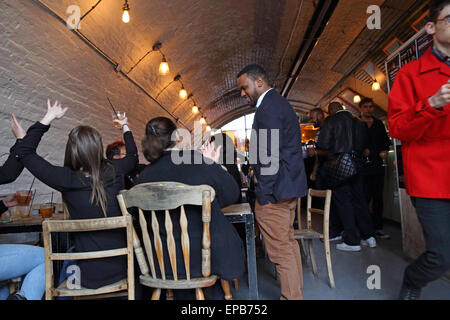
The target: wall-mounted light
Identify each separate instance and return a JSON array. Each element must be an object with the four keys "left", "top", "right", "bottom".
[
  {"left": 372, "top": 79, "right": 380, "bottom": 91},
  {"left": 179, "top": 86, "right": 188, "bottom": 100},
  {"left": 200, "top": 117, "right": 206, "bottom": 124},
  {"left": 122, "top": 0, "right": 130, "bottom": 23},
  {"left": 206, "top": 125, "right": 211, "bottom": 131},
  {"left": 192, "top": 105, "right": 199, "bottom": 114},
  {"left": 159, "top": 57, "right": 169, "bottom": 75},
  {"left": 353, "top": 94, "right": 361, "bottom": 104},
  {"left": 155, "top": 74, "right": 182, "bottom": 99}
]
